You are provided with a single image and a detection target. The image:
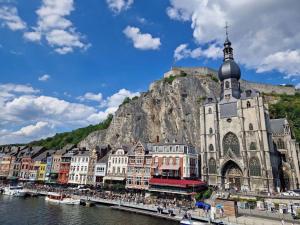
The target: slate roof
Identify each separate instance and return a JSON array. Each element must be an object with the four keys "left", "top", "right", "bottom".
[
  {"left": 270, "top": 118, "right": 287, "bottom": 135},
  {"left": 33, "top": 149, "right": 56, "bottom": 162}
]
